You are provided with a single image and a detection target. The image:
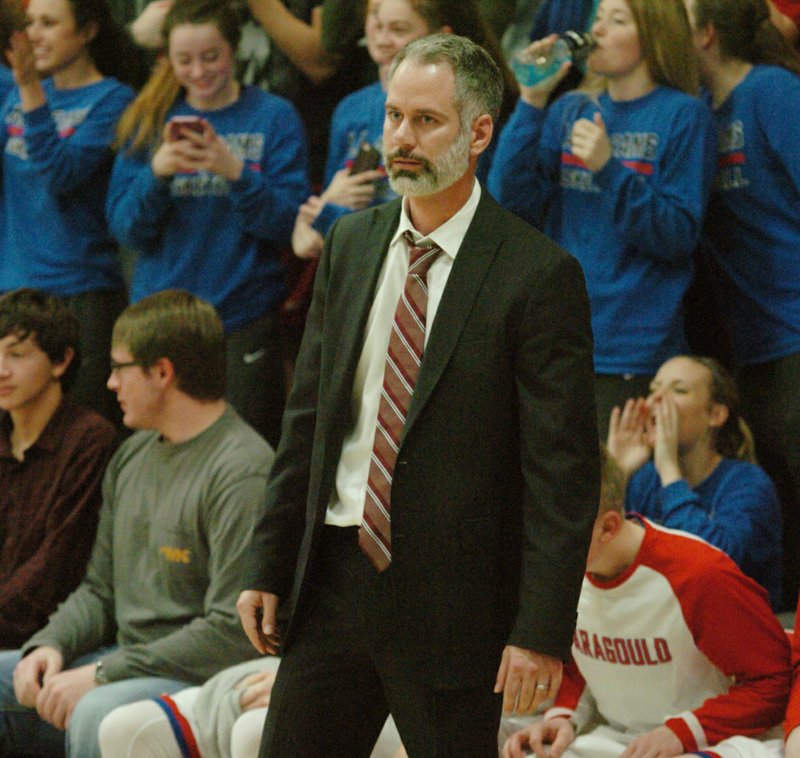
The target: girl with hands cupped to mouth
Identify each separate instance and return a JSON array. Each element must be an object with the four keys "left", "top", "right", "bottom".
[{"left": 607, "top": 354, "right": 783, "bottom": 609}]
